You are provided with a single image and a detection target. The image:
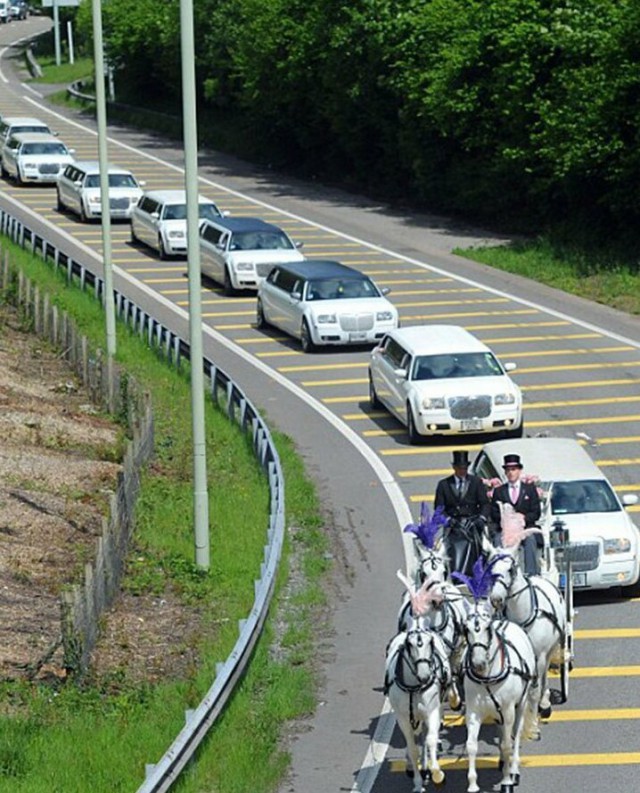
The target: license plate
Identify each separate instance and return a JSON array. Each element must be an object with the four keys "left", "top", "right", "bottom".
[
  {"left": 559, "top": 572, "right": 587, "bottom": 588},
  {"left": 349, "top": 332, "right": 367, "bottom": 342},
  {"left": 460, "top": 419, "right": 482, "bottom": 432}
]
